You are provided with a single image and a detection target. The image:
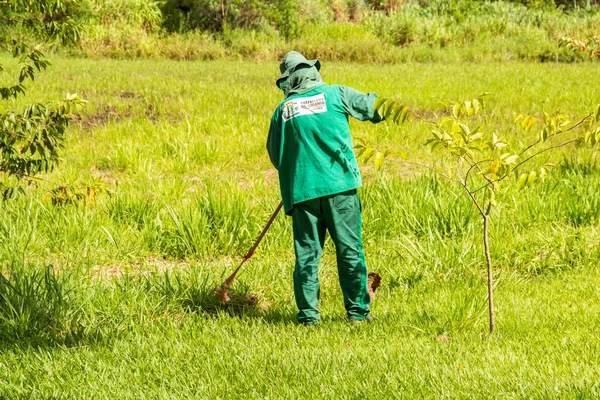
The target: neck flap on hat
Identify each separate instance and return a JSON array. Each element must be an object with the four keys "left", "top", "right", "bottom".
[{"left": 279, "top": 65, "right": 325, "bottom": 98}]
